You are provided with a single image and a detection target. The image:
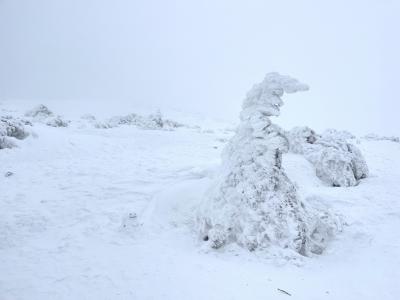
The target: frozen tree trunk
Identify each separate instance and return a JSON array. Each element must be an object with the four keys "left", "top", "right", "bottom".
[{"left": 197, "top": 73, "right": 335, "bottom": 256}]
